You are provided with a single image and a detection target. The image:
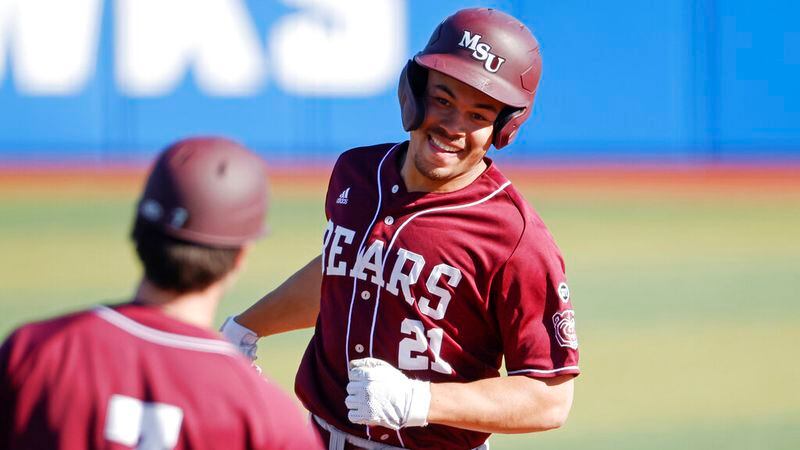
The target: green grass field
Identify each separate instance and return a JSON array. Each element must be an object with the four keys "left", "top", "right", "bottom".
[{"left": 1, "top": 168, "right": 799, "bottom": 449}]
